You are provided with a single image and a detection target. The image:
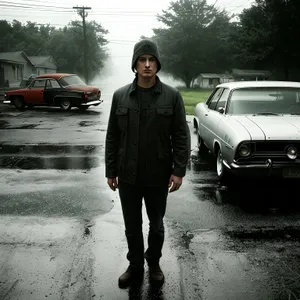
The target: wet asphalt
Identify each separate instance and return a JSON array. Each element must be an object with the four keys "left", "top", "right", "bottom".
[{"left": 0, "top": 90, "right": 300, "bottom": 300}]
